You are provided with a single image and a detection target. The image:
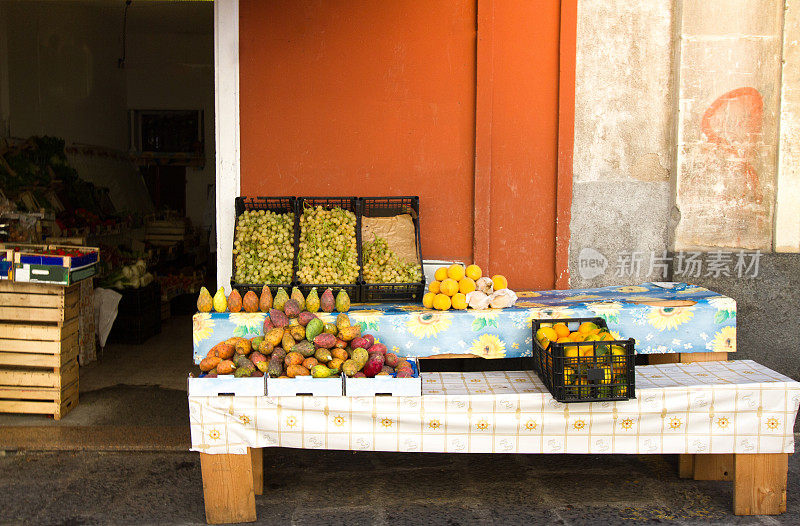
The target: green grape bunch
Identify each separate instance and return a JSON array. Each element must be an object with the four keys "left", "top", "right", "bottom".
[
  {"left": 297, "top": 205, "right": 360, "bottom": 284},
  {"left": 362, "top": 235, "right": 423, "bottom": 283},
  {"left": 232, "top": 209, "right": 295, "bottom": 284}
]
